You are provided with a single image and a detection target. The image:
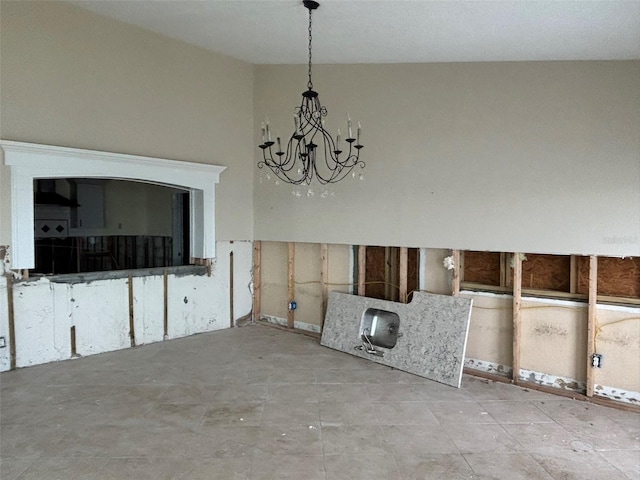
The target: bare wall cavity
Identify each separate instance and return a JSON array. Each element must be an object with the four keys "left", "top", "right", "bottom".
[{"left": 256, "top": 242, "right": 640, "bottom": 406}]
